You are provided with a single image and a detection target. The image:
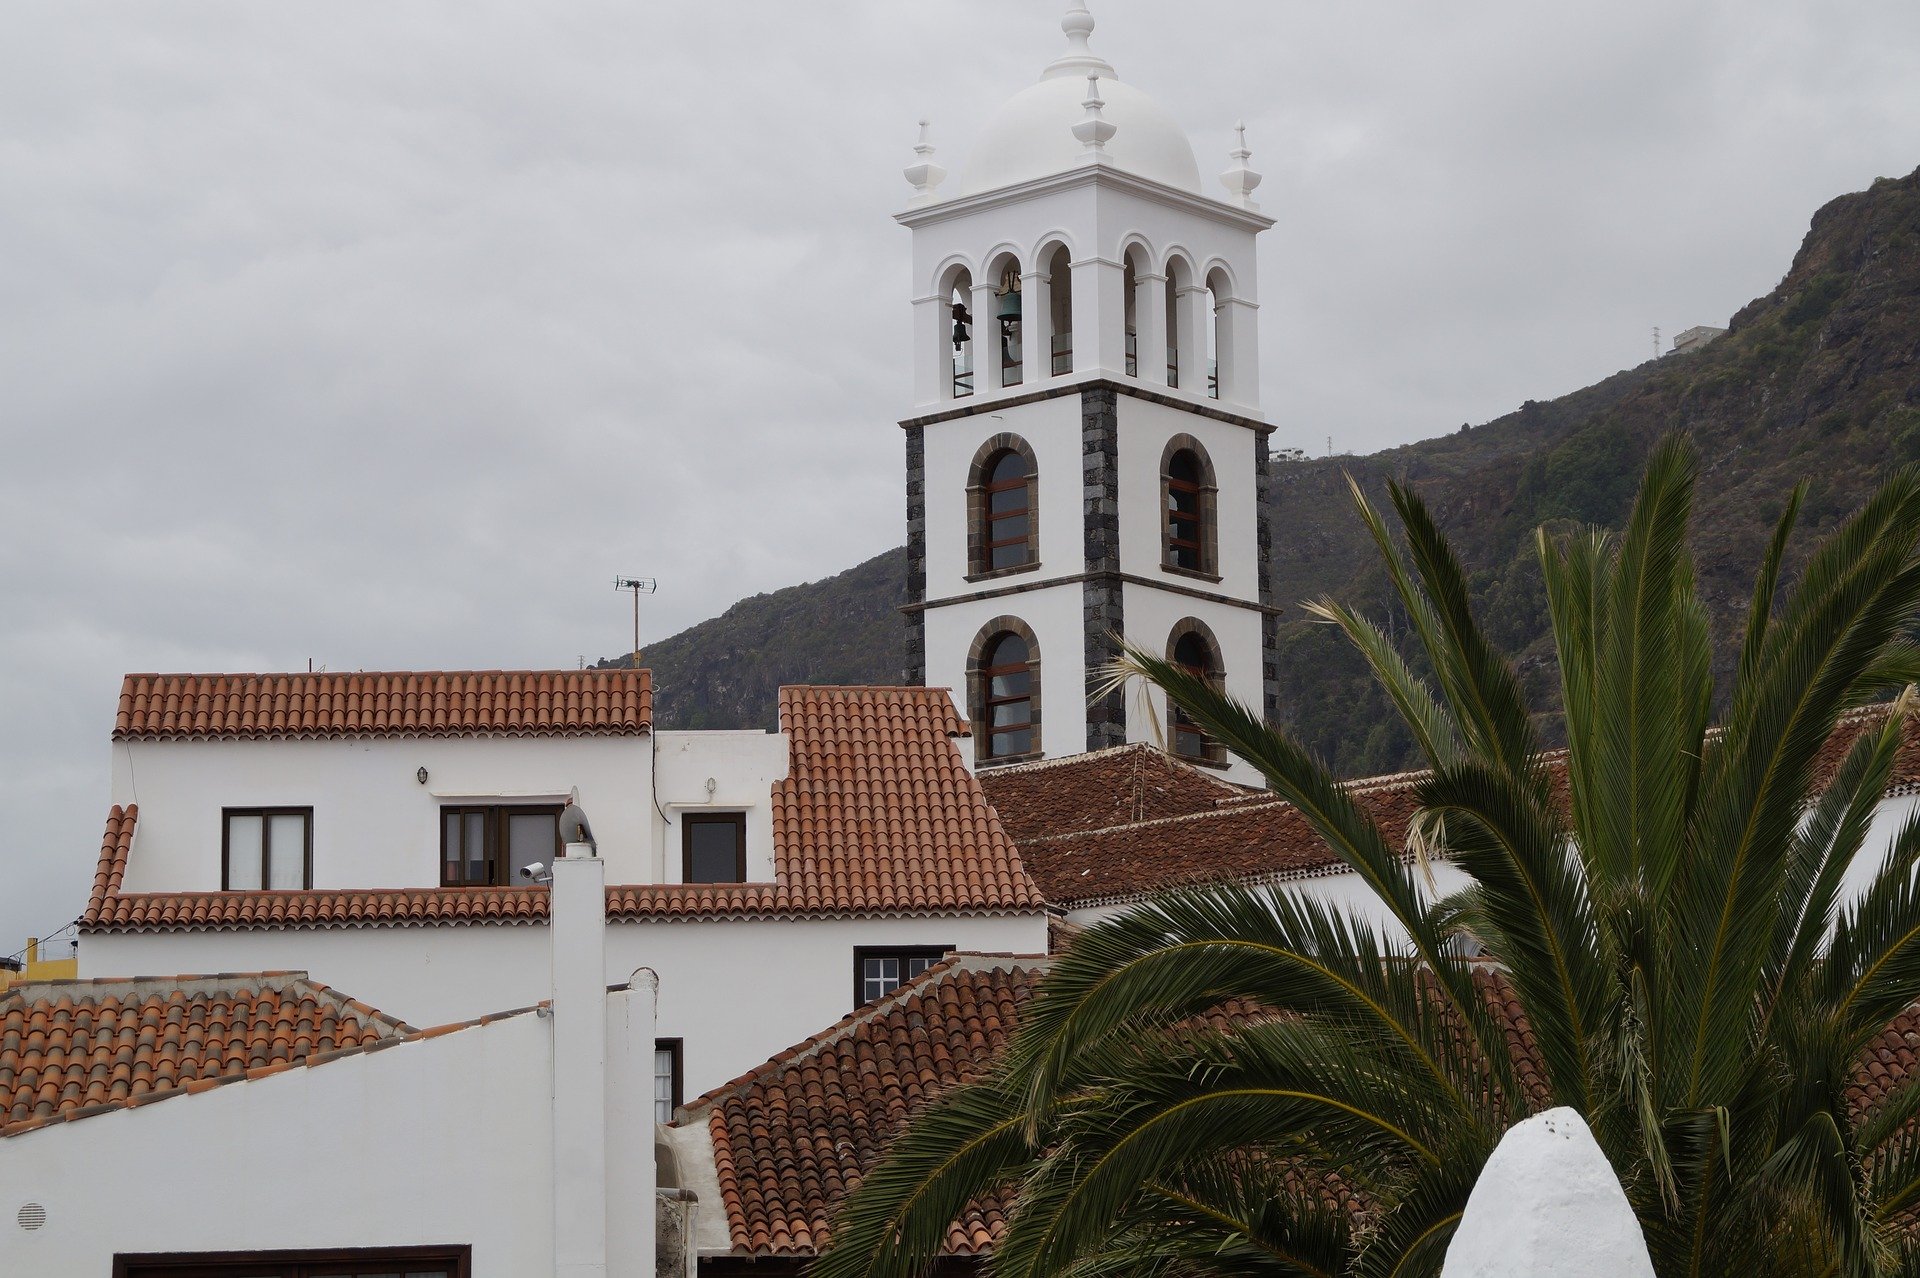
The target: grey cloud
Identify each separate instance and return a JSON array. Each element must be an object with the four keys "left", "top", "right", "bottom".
[{"left": 2, "top": 0, "right": 1918, "bottom": 949}]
